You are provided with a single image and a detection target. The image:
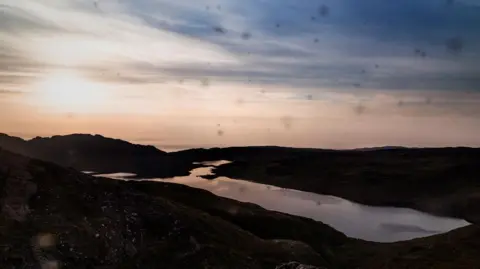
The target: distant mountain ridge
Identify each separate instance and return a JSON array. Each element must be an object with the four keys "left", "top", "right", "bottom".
[
  {"left": 0, "top": 133, "right": 165, "bottom": 153},
  {"left": 0, "top": 133, "right": 192, "bottom": 178},
  {"left": 353, "top": 146, "right": 408, "bottom": 151},
  {"left": 0, "top": 133, "right": 427, "bottom": 179}
]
